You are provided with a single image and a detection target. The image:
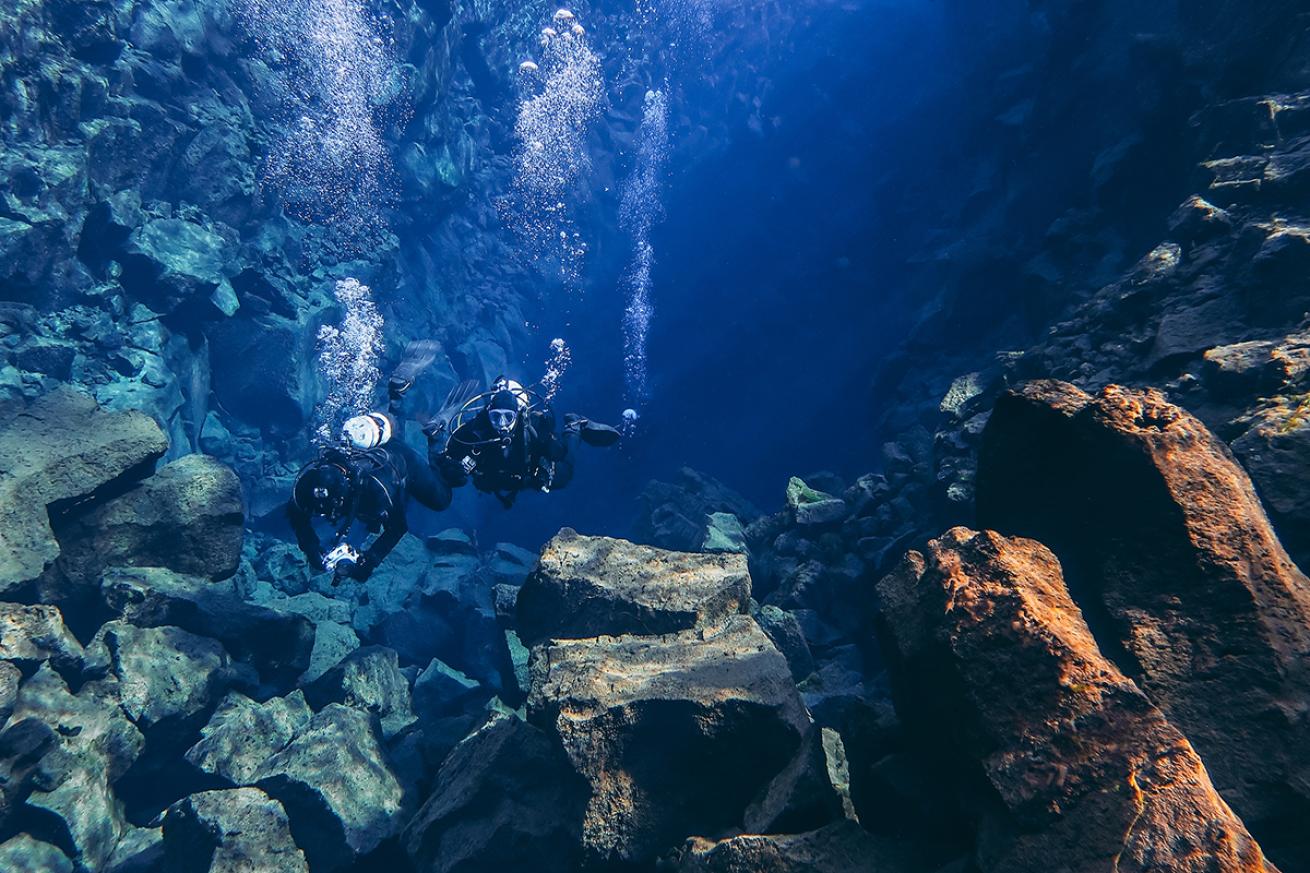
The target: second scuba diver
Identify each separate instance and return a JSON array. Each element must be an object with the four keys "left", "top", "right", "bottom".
[{"left": 433, "top": 377, "right": 621, "bottom": 508}]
